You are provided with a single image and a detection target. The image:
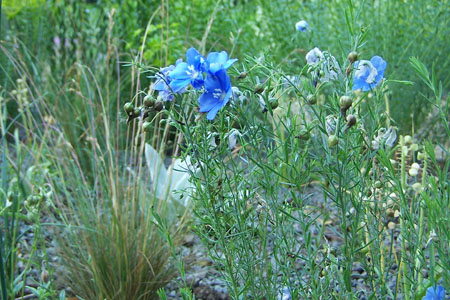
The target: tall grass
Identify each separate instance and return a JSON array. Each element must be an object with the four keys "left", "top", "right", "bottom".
[{"left": 1, "top": 4, "right": 192, "bottom": 299}]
